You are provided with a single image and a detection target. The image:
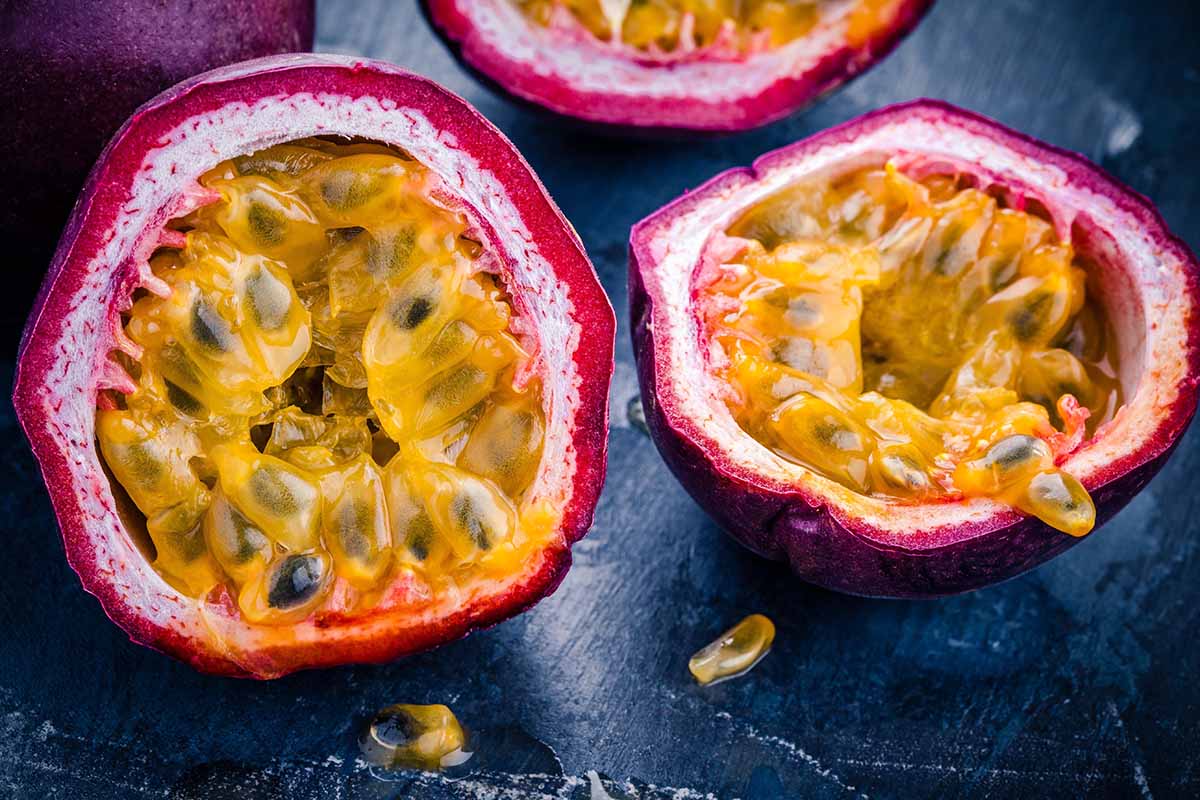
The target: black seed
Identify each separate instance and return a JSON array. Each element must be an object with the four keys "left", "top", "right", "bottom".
[
  {"left": 933, "top": 241, "right": 957, "bottom": 274},
  {"left": 369, "top": 227, "right": 416, "bottom": 275},
  {"left": 267, "top": 554, "right": 324, "bottom": 609},
  {"left": 126, "top": 443, "right": 164, "bottom": 483},
  {"left": 1032, "top": 474, "right": 1081, "bottom": 512},
  {"left": 406, "top": 512, "right": 435, "bottom": 561},
  {"left": 172, "top": 523, "right": 208, "bottom": 561},
  {"left": 810, "top": 414, "right": 863, "bottom": 452},
  {"left": 165, "top": 380, "right": 204, "bottom": 417},
  {"left": 249, "top": 468, "right": 298, "bottom": 516},
  {"left": 989, "top": 255, "right": 1019, "bottom": 291},
  {"left": 246, "top": 267, "right": 291, "bottom": 330},
  {"left": 234, "top": 534, "right": 261, "bottom": 562},
  {"left": 771, "top": 338, "right": 826, "bottom": 375},
  {"left": 762, "top": 288, "right": 790, "bottom": 310},
  {"left": 426, "top": 365, "right": 484, "bottom": 411},
  {"left": 394, "top": 296, "right": 434, "bottom": 330},
  {"left": 881, "top": 454, "right": 929, "bottom": 491},
  {"left": 190, "top": 300, "right": 233, "bottom": 352},
  {"left": 452, "top": 494, "right": 492, "bottom": 550},
  {"left": 229, "top": 506, "right": 268, "bottom": 562},
  {"left": 247, "top": 202, "right": 285, "bottom": 245},
  {"left": 811, "top": 421, "right": 837, "bottom": 445},
  {"left": 407, "top": 531, "right": 431, "bottom": 561},
  {"left": 423, "top": 321, "right": 471, "bottom": 365},
  {"left": 336, "top": 500, "right": 373, "bottom": 559},
  {"left": 1008, "top": 293, "right": 1053, "bottom": 341},
  {"left": 370, "top": 707, "right": 423, "bottom": 749},
  {"left": 990, "top": 435, "right": 1041, "bottom": 467},
  {"left": 160, "top": 341, "right": 202, "bottom": 384},
  {"left": 320, "top": 171, "right": 379, "bottom": 209}
]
